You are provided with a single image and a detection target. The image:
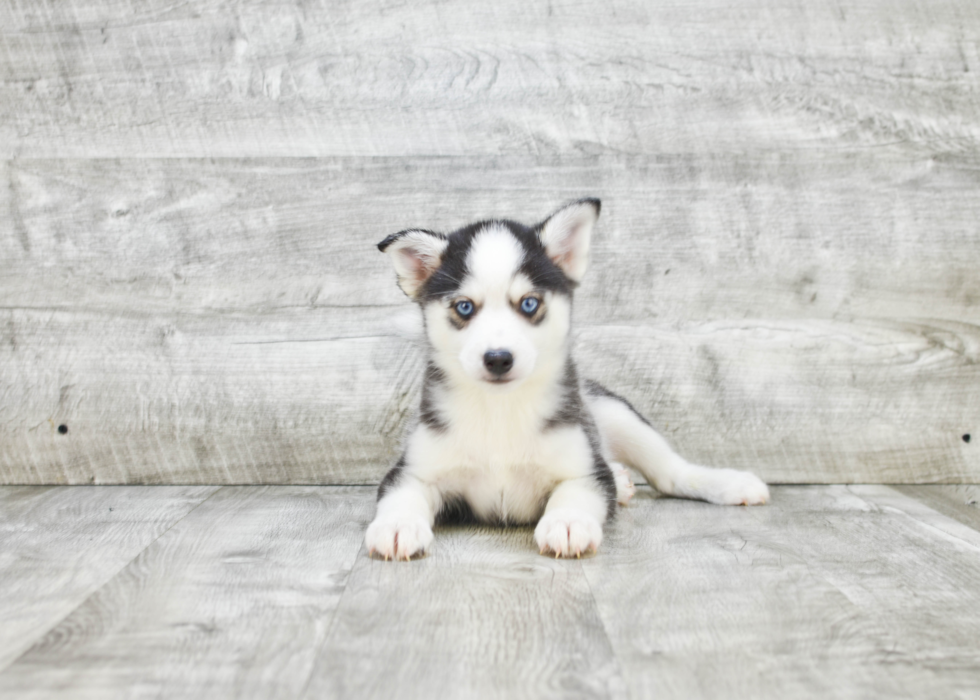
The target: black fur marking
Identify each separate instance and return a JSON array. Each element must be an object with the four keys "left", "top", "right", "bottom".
[
  {"left": 584, "top": 379, "right": 654, "bottom": 428},
  {"left": 517, "top": 232, "right": 574, "bottom": 296},
  {"left": 437, "top": 496, "right": 554, "bottom": 527},
  {"left": 435, "top": 495, "right": 480, "bottom": 525},
  {"left": 420, "top": 219, "right": 576, "bottom": 301},
  {"left": 583, "top": 413, "right": 618, "bottom": 521},
  {"left": 419, "top": 363, "right": 448, "bottom": 432},
  {"left": 385, "top": 200, "right": 600, "bottom": 302},
  {"left": 421, "top": 222, "right": 482, "bottom": 300},
  {"left": 518, "top": 251, "right": 573, "bottom": 295},
  {"left": 581, "top": 379, "right": 655, "bottom": 516},
  {"left": 544, "top": 359, "right": 585, "bottom": 429},
  {"left": 377, "top": 454, "right": 406, "bottom": 500},
  {"left": 543, "top": 361, "right": 617, "bottom": 520}
]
